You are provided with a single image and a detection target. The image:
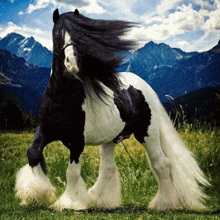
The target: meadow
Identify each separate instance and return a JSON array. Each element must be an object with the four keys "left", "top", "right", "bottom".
[{"left": 0, "top": 125, "right": 219, "bottom": 219}]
